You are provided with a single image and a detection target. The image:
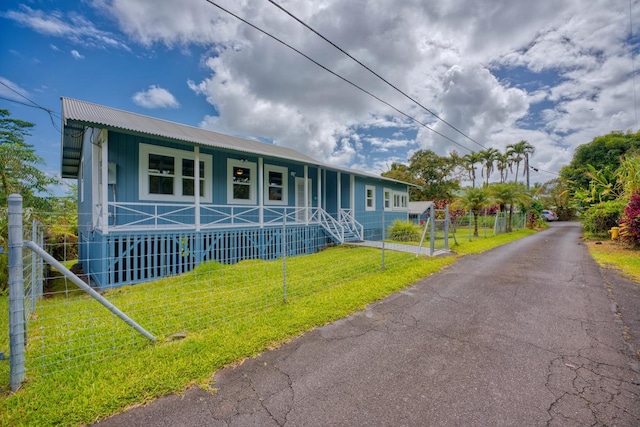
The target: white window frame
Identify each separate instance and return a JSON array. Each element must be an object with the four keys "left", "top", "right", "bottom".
[
  {"left": 365, "top": 185, "right": 376, "bottom": 211},
  {"left": 392, "top": 190, "right": 408, "bottom": 210},
  {"left": 264, "top": 164, "right": 288, "bottom": 205},
  {"left": 383, "top": 188, "right": 392, "bottom": 211},
  {"left": 227, "top": 158, "right": 257, "bottom": 205},
  {"left": 139, "top": 143, "right": 212, "bottom": 203}
]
